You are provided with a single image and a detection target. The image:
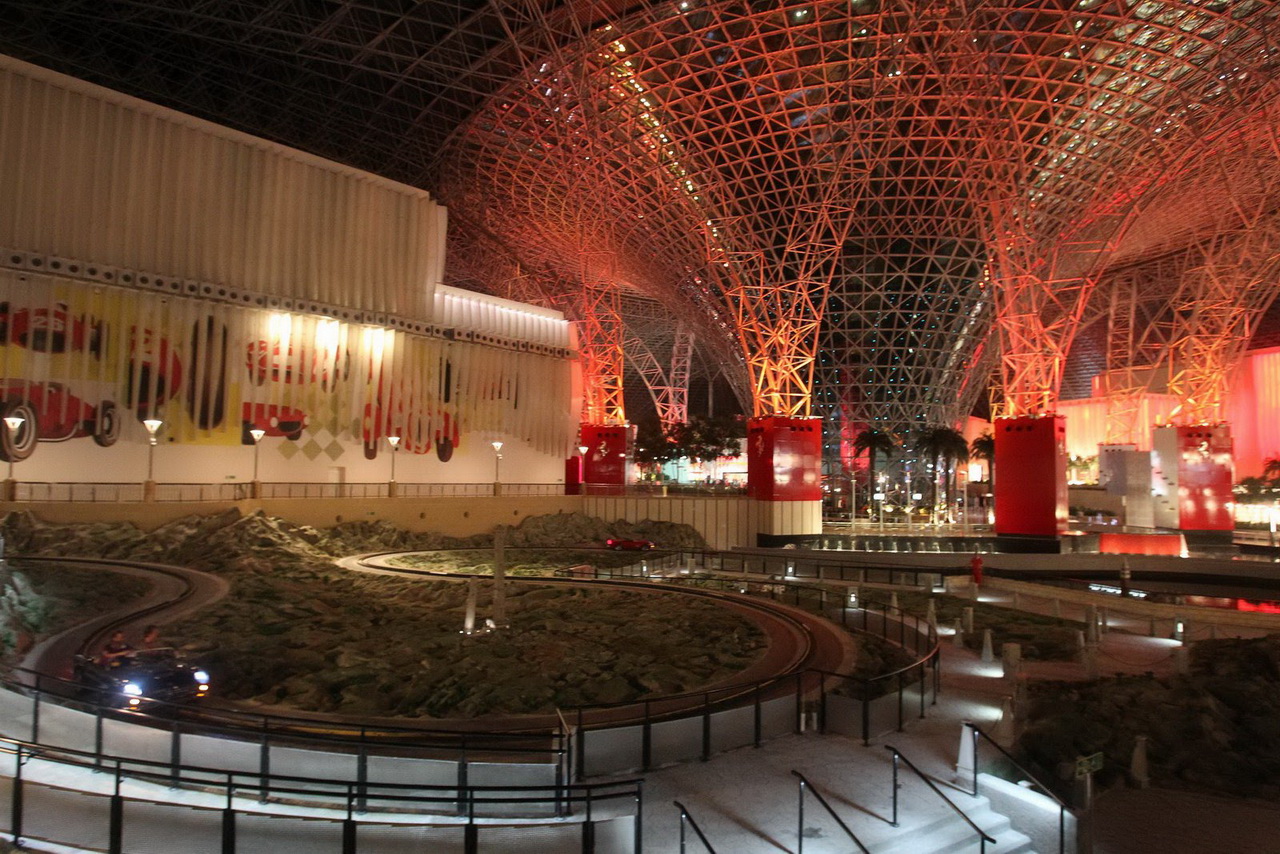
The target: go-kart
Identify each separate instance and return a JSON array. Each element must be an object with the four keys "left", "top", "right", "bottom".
[{"left": 73, "top": 648, "right": 210, "bottom": 709}]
